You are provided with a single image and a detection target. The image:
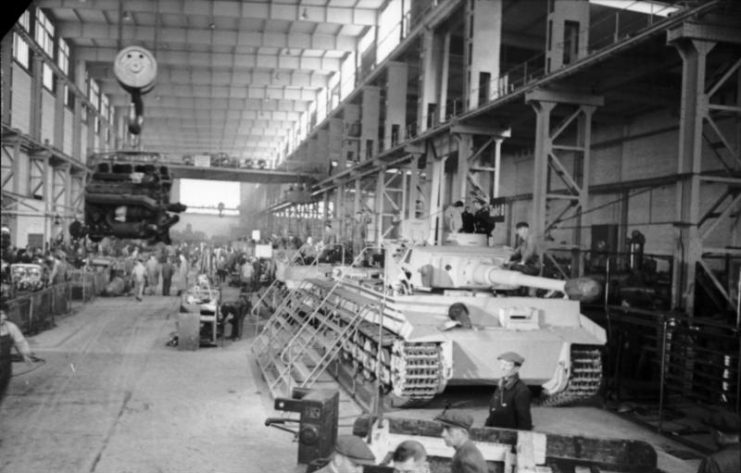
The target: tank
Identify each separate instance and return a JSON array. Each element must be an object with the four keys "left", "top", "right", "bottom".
[
  {"left": 259, "top": 242, "right": 605, "bottom": 407},
  {"left": 76, "top": 151, "right": 186, "bottom": 244}
]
